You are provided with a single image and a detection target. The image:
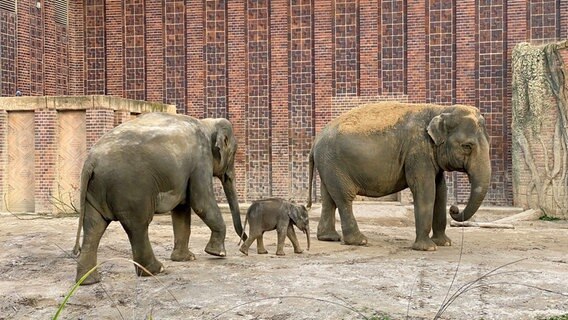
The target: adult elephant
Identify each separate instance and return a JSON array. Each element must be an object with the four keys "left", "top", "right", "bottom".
[
  {"left": 73, "top": 112, "right": 245, "bottom": 284},
  {"left": 307, "top": 102, "right": 491, "bottom": 251}
]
